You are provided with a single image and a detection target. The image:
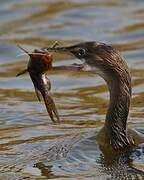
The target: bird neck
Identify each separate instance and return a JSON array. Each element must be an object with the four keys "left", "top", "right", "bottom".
[{"left": 104, "top": 71, "right": 132, "bottom": 150}]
